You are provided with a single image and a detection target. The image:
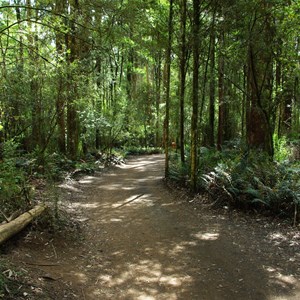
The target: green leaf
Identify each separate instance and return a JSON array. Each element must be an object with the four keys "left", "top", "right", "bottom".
[
  {"left": 252, "top": 198, "right": 270, "bottom": 207},
  {"left": 244, "top": 188, "right": 261, "bottom": 199}
]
